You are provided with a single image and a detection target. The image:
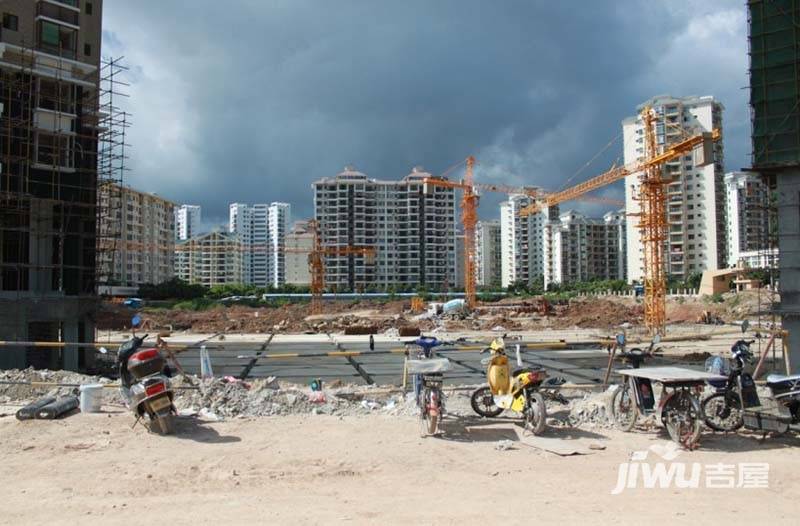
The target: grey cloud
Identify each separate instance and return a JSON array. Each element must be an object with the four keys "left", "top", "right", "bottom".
[{"left": 102, "top": 0, "right": 749, "bottom": 226}]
